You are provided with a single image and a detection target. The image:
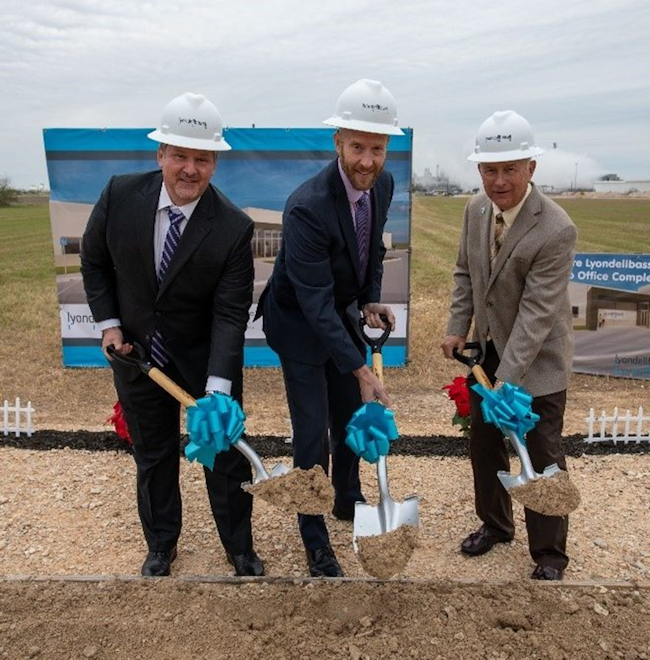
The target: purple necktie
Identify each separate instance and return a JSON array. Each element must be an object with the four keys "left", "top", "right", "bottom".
[
  {"left": 356, "top": 192, "right": 371, "bottom": 285},
  {"left": 150, "top": 206, "right": 184, "bottom": 367}
]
